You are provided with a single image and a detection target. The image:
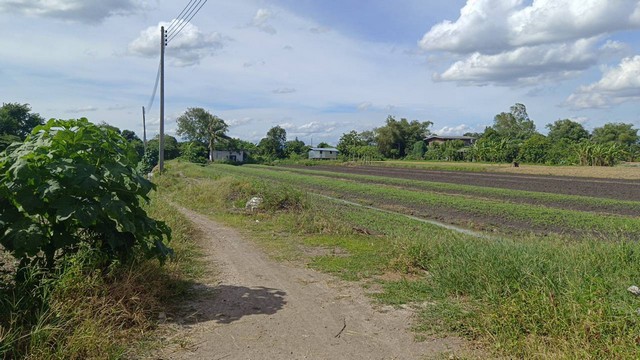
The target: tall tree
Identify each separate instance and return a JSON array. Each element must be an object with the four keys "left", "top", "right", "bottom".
[
  {"left": 375, "top": 116, "right": 432, "bottom": 158},
  {"left": 546, "top": 119, "right": 589, "bottom": 143},
  {"left": 491, "top": 103, "right": 537, "bottom": 140},
  {"left": 259, "top": 126, "right": 287, "bottom": 159},
  {"left": 176, "top": 107, "right": 229, "bottom": 162},
  {"left": 591, "top": 123, "right": 638, "bottom": 147},
  {"left": 0, "top": 103, "right": 44, "bottom": 151},
  {"left": 285, "top": 137, "right": 309, "bottom": 157}
]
